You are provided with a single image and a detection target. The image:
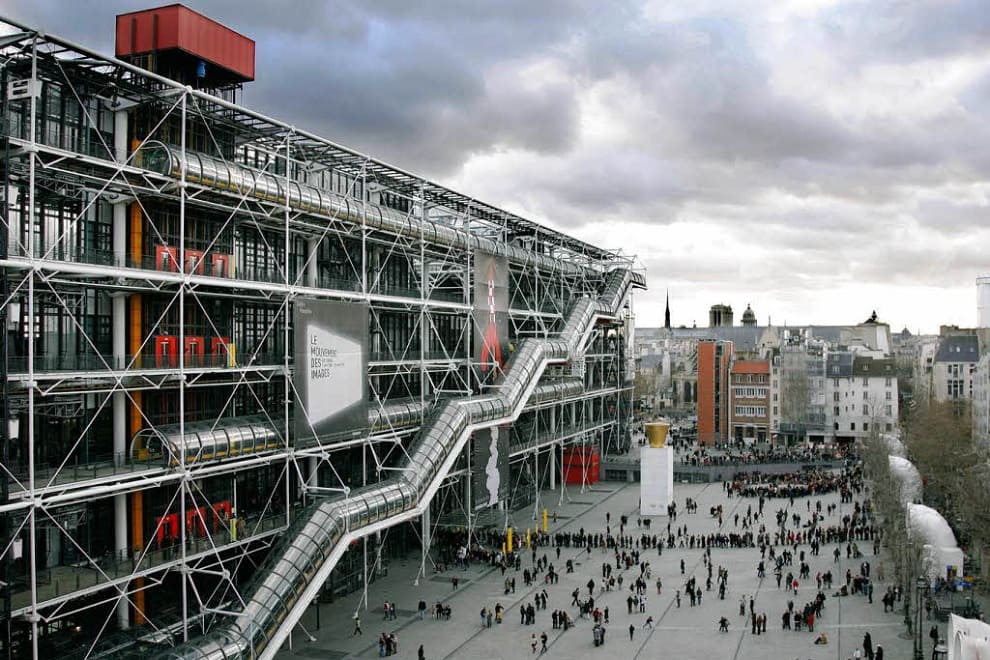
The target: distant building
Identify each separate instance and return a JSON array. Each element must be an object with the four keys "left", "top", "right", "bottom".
[
  {"left": 974, "top": 280, "right": 990, "bottom": 448},
  {"left": 637, "top": 307, "right": 899, "bottom": 445},
  {"left": 974, "top": 352, "right": 990, "bottom": 450},
  {"left": 697, "top": 339, "right": 733, "bottom": 445},
  {"left": 709, "top": 304, "right": 734, "bottom": 328},
  {"left": 772, "top": 334, "right": 828, "bottom": 444},
  {"left": 931, "top": 334, "right": 979, "bottom": 403},
  {"left": 827, "top": 354, "right": 899, "bottom": 442},
  {"left": 728, "top": 359, "right": 770, "bottom": 444},
  {"left": 741, "top": 304, "right": 757, "bottom": 327}
]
